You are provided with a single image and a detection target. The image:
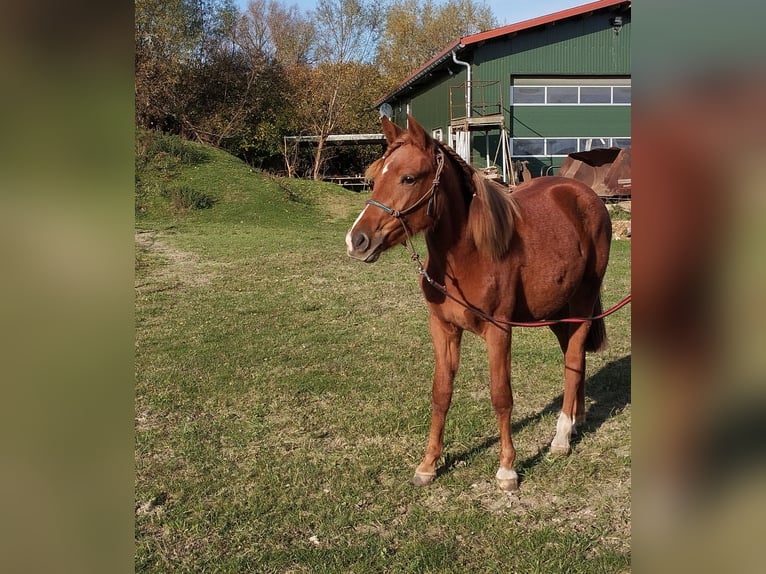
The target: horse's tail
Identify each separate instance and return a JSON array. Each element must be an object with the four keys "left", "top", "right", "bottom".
[{"left": 586, "top": 293, "right": 608, "bottom": 353}]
